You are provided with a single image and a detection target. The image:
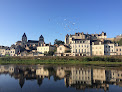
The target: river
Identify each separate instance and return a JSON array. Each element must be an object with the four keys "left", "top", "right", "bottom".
[{"left": 0, "top": 64, "right": 122, "bottom": 92}]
